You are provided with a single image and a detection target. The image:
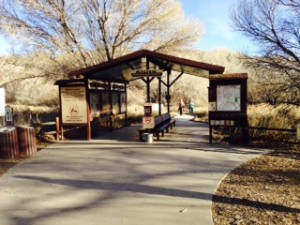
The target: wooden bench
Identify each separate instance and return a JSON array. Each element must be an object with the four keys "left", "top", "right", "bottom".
[{"left": 139, "top": 112, "right": 176, "bottom": 141}]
